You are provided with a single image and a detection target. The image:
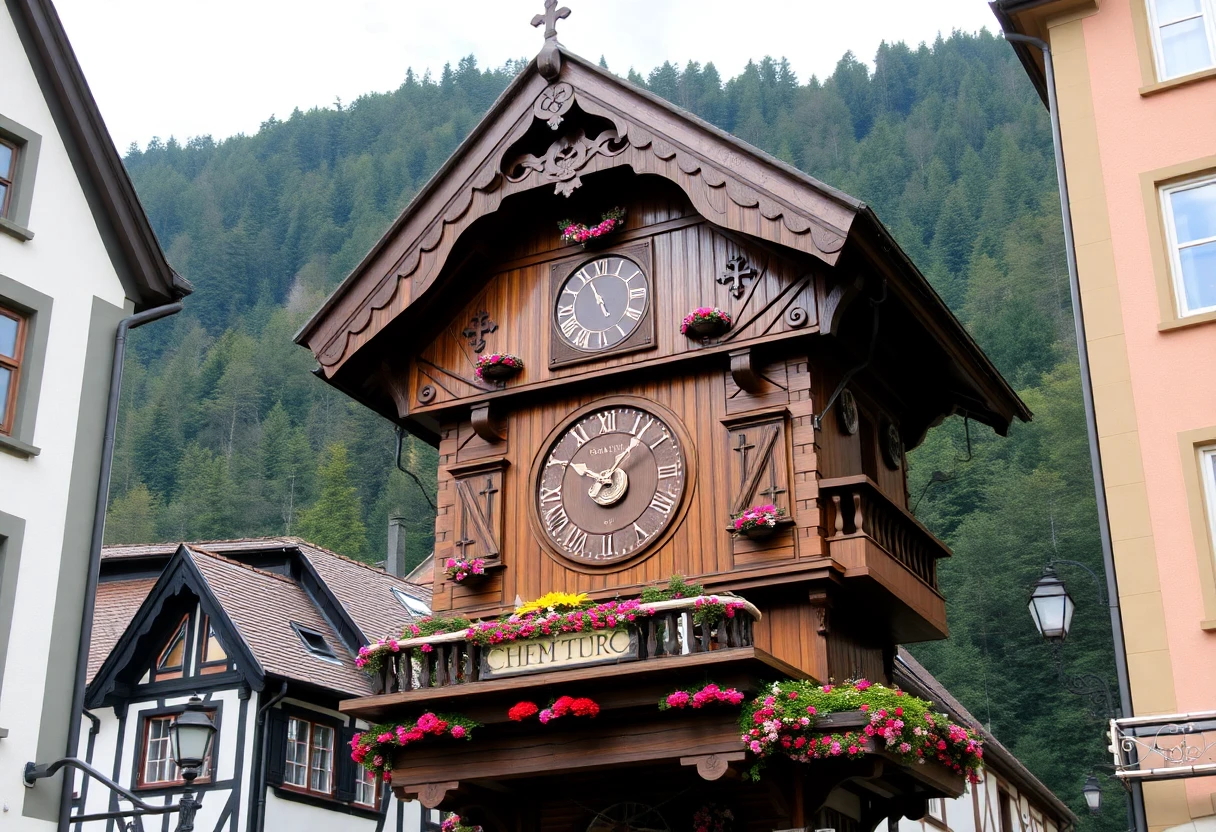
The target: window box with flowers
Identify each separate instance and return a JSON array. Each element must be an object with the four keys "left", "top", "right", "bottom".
[
  {"left": 475, "top": 353, "right": 524, "bottom": 382},
  {"left": 729, "top": 504, "right": 788, "bottom": 540}
]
